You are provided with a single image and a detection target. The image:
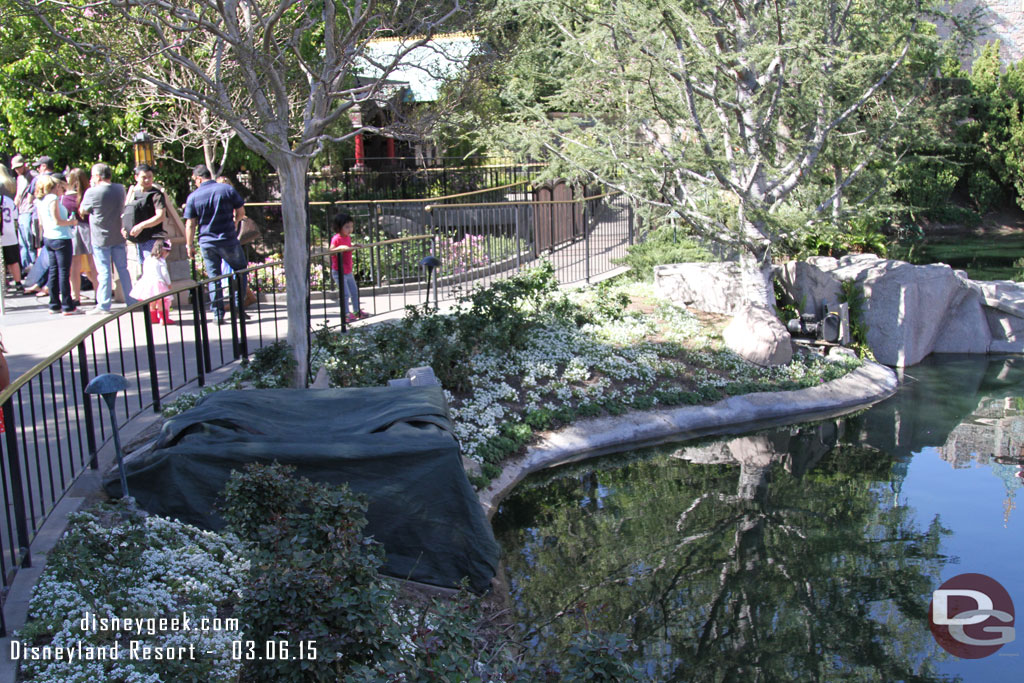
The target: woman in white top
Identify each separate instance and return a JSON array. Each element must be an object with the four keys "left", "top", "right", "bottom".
[
  {"left": 35, "top": 174, "right": 80, "bottom": 315},
  {"left": 0, "top": 165, "right": 23, "bottom": 292}
]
